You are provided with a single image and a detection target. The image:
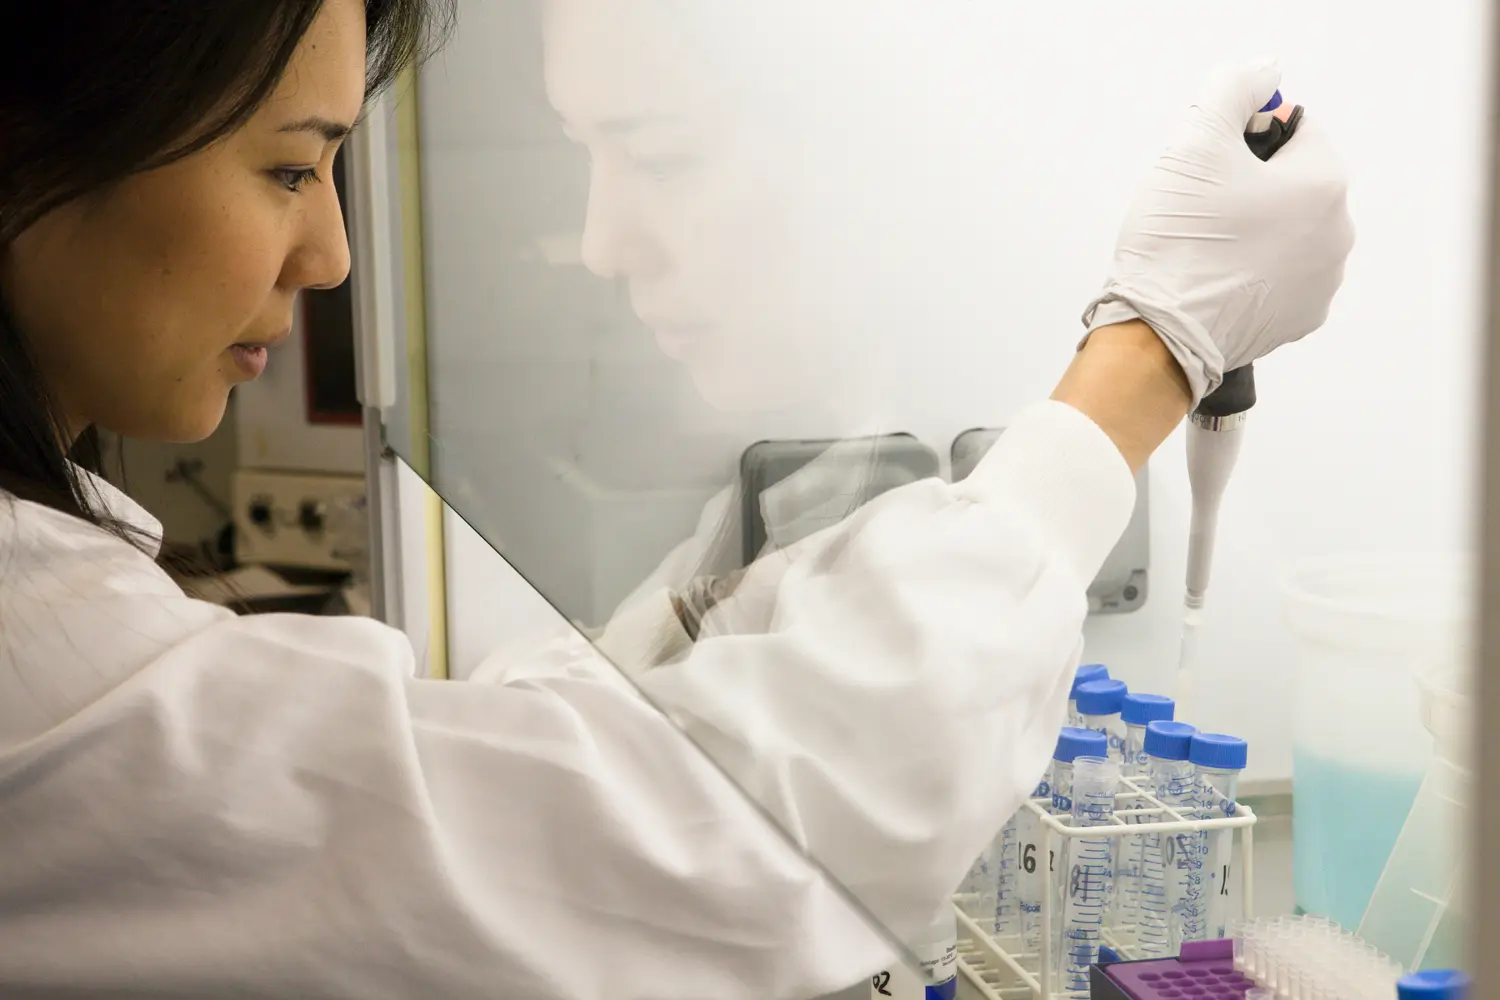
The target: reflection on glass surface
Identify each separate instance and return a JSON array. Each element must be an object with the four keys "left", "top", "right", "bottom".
[
  {"left": 411, "top": 2, "right": 1066, "bottom": 970},
  {"left": 391, "top": 0, "right": 1481, "bottom": 990}
]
